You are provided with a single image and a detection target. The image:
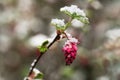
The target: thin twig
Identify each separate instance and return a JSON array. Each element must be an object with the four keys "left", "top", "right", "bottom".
[{"left": 26, "top": 34, "right": 60, "bottom": 79}]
